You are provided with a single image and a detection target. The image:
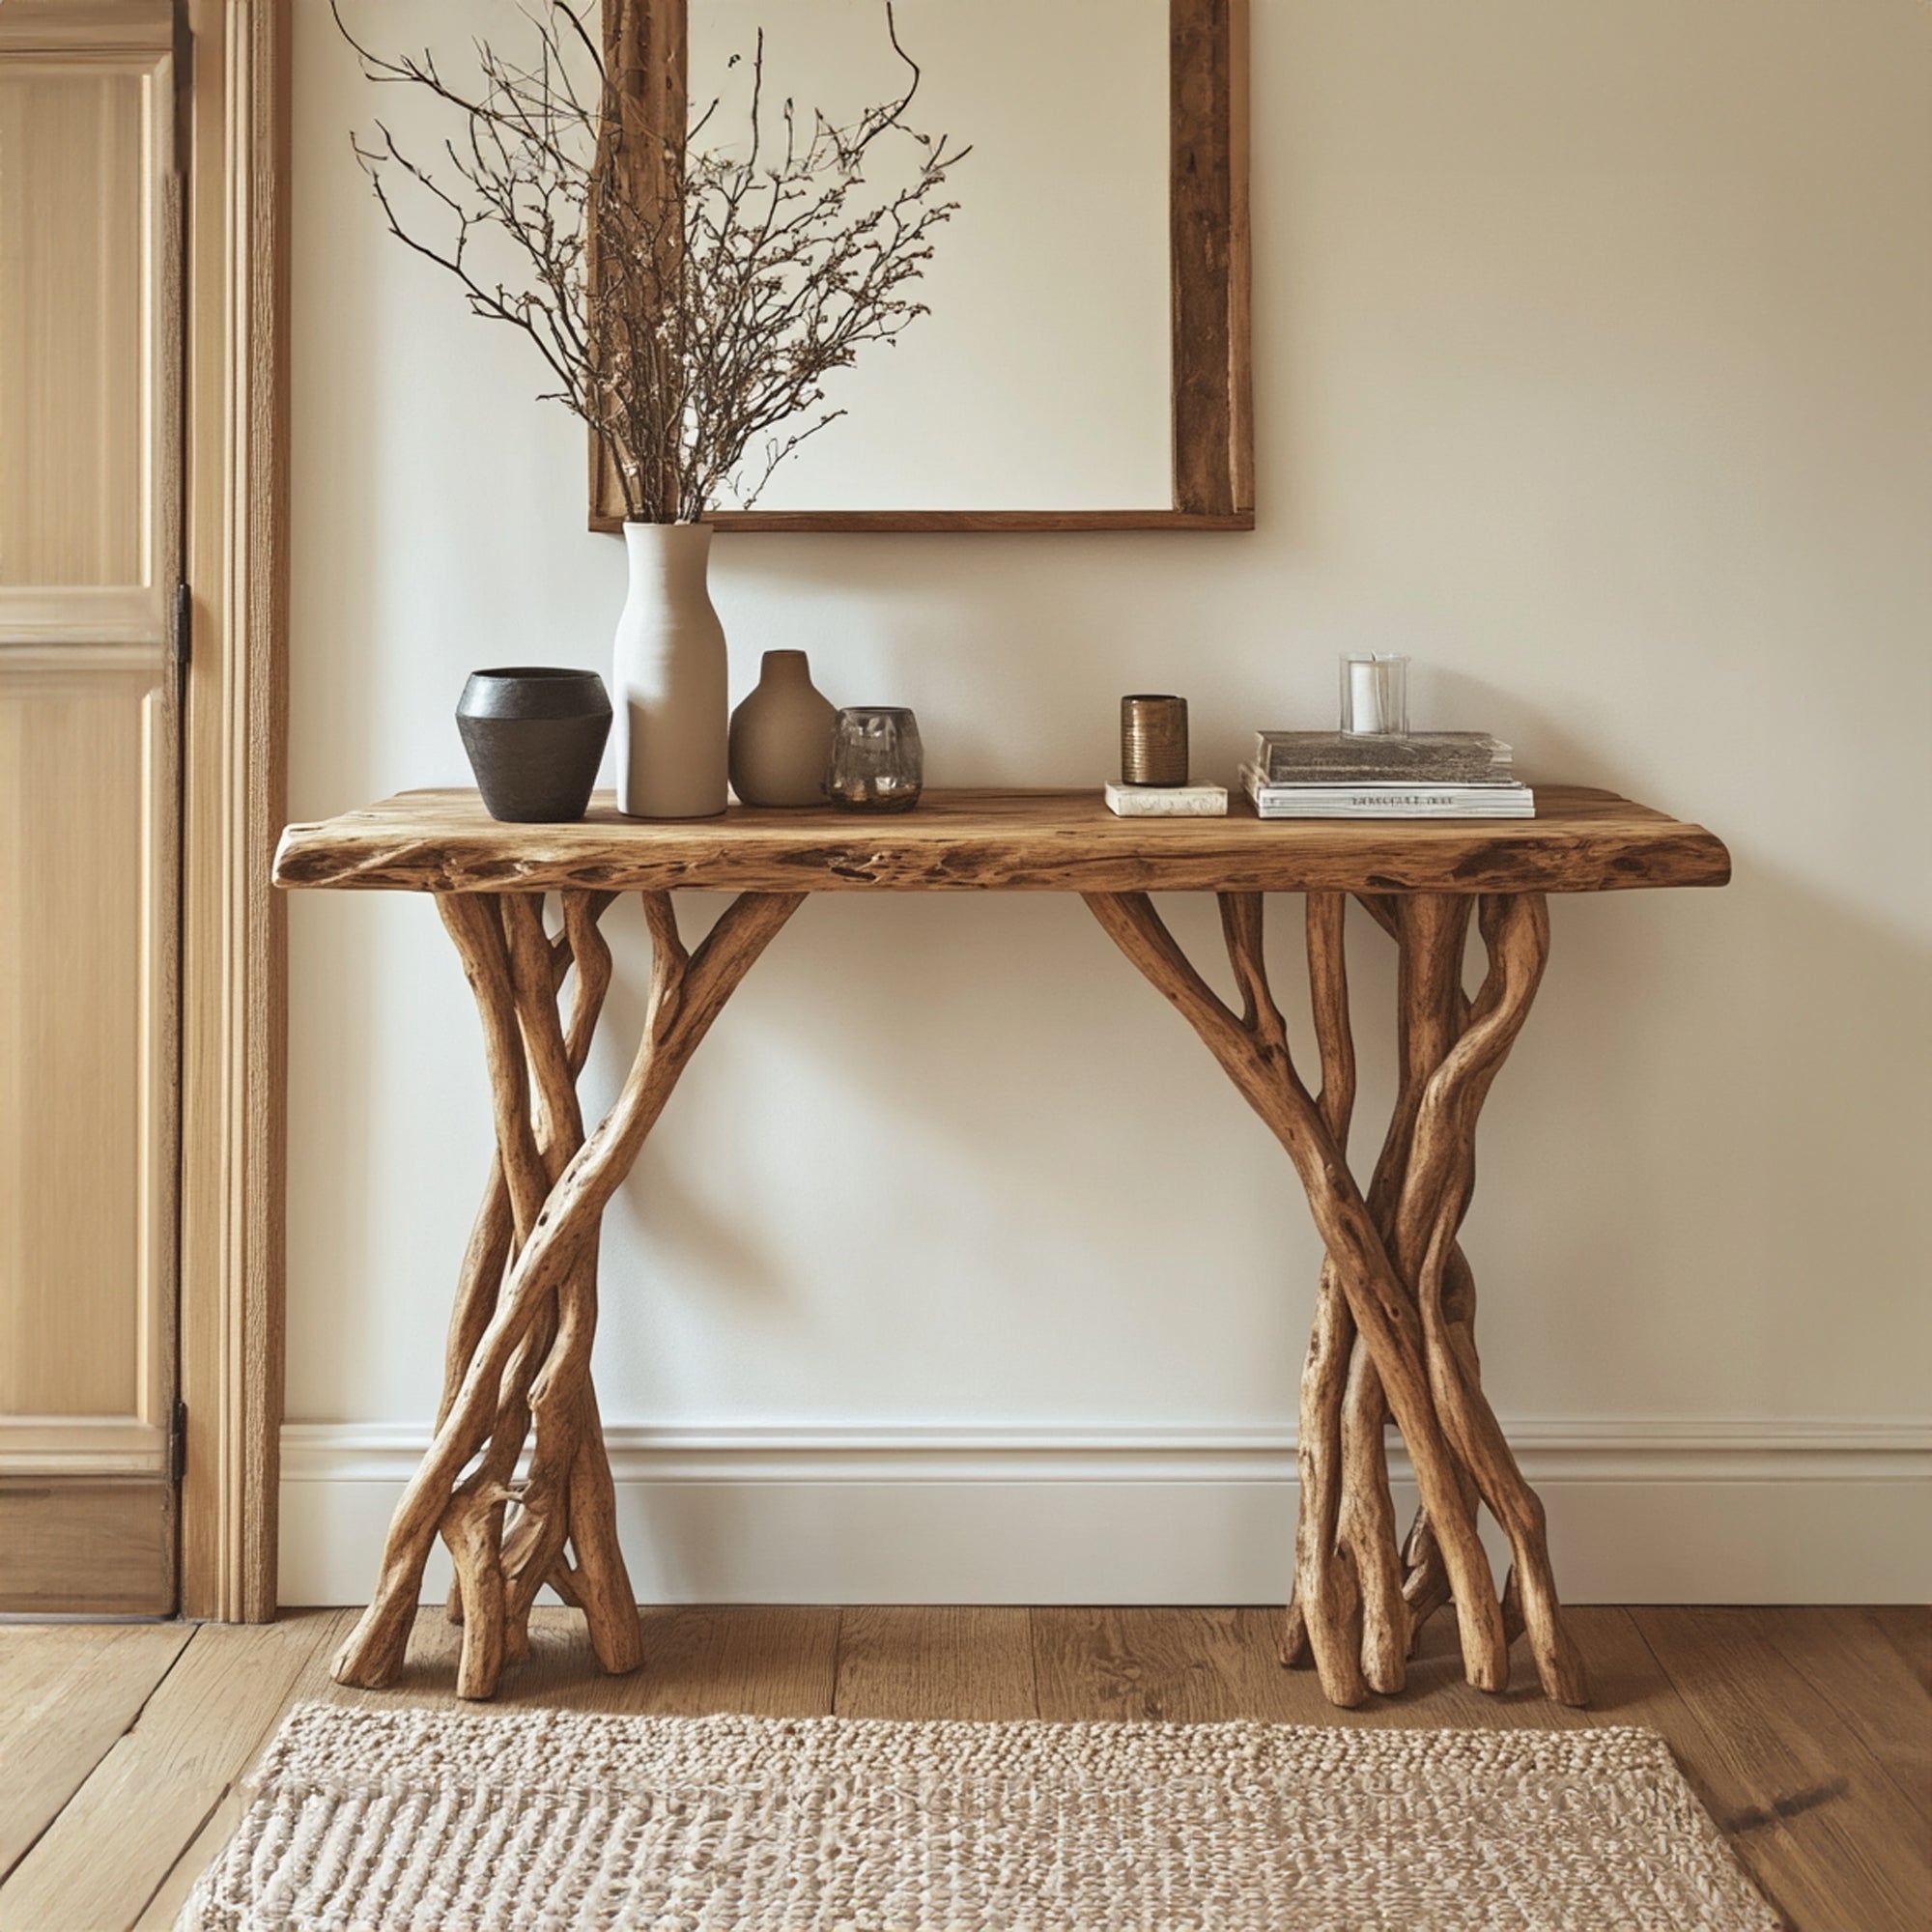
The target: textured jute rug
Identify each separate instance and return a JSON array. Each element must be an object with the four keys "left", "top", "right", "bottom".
[{"left": 179, "top": 1702, "right": 1778, "bottom": 1931}]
